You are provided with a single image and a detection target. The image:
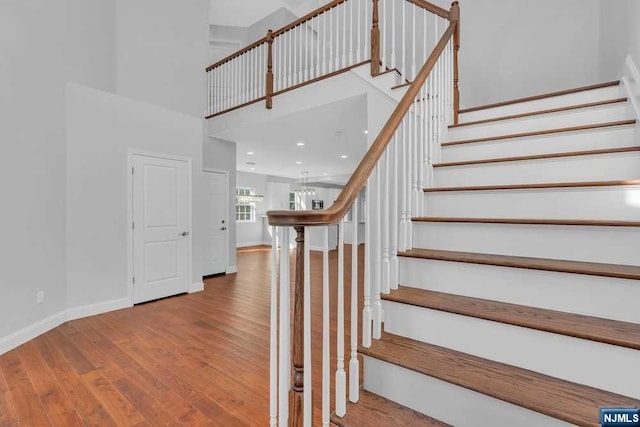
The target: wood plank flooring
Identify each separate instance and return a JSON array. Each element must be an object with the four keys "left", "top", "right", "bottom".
[{"left": 0, "top": 245, "right": 365, "bottom": 426}]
